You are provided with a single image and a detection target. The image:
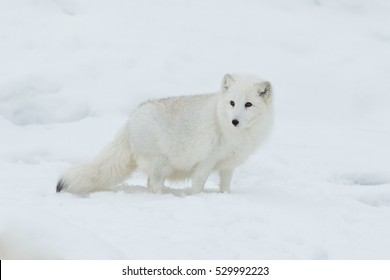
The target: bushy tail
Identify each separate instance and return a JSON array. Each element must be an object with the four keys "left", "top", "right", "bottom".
[{"left": 56, "top": 122, "right": 136, "bottom": 194}]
